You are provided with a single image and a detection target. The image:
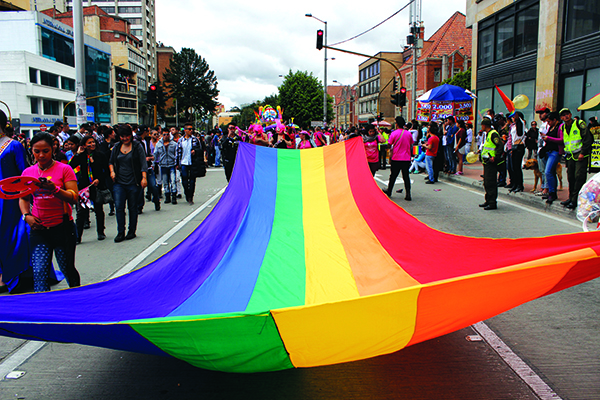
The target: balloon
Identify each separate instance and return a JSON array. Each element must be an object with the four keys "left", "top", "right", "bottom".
[
  {"left": 513, "top": 94, "right": 529, "bottom": 110},
  {"left": 466, "top": 151, "right": 479, "bottom": 164}
]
